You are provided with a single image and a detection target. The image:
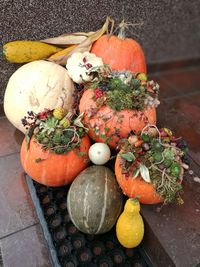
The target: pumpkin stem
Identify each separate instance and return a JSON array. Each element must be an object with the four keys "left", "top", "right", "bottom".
[
  {"left": 117, "top": 20, "right": 144, "bottom": 40},
  {"left": 130, "top": 196, "right": 140, "bottom": 203},
  {"left": 107, "top": 17, "right": 115, "bottom": 36}
]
